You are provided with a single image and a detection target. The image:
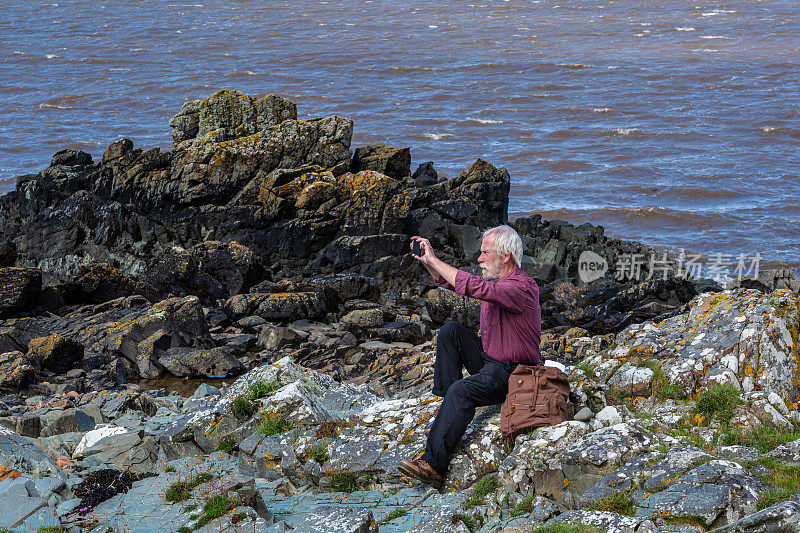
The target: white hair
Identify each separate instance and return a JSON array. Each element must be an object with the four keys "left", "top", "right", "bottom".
[{"left": 483, "top": 225, "right": 523, "bottom": 267}]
